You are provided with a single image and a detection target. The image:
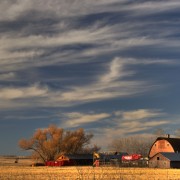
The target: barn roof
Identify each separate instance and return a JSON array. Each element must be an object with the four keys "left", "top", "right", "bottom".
[
  {"left": 160, "top": 152, "right": 180, "bottom": 161},
  {"left": 156, "top": 137, "right": 180, "bottom": 153},
  {"left": 62, "top": 154, "right": 93, "bottom": 160},
  {"left": 100, "top": 152, "right": 128, "bottom": 160}
]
